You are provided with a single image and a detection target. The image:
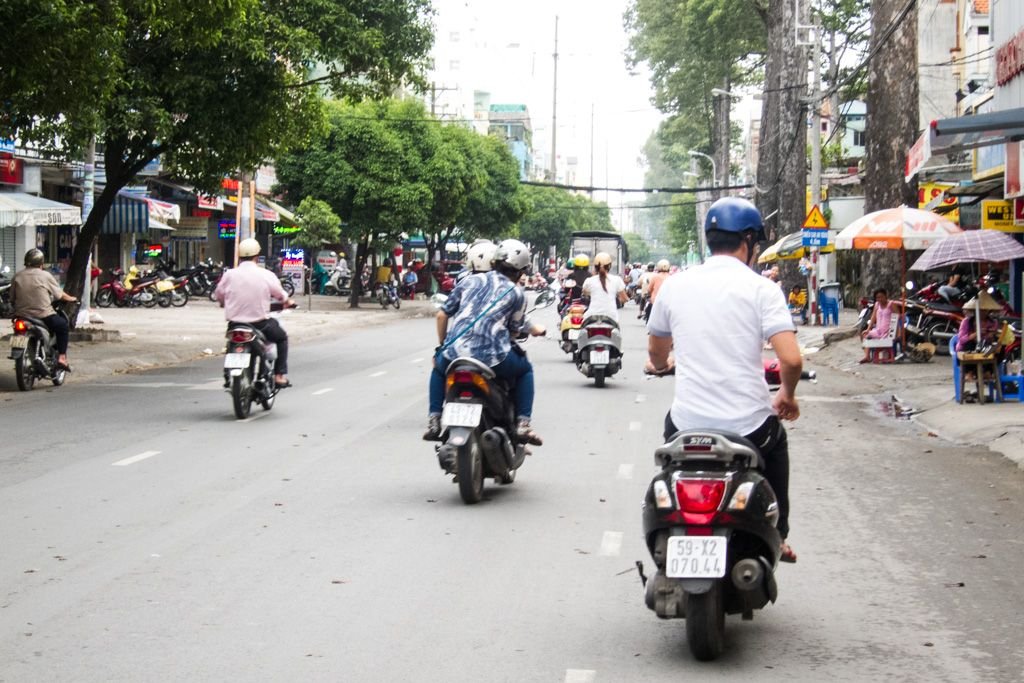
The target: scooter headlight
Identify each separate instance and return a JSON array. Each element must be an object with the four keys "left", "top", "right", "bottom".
[
  {"left": 727, "top": 481, "right": 755, "bottom": 511},
  {"left": 653, "top": 480, "right": 673, "bottom": 509}
]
